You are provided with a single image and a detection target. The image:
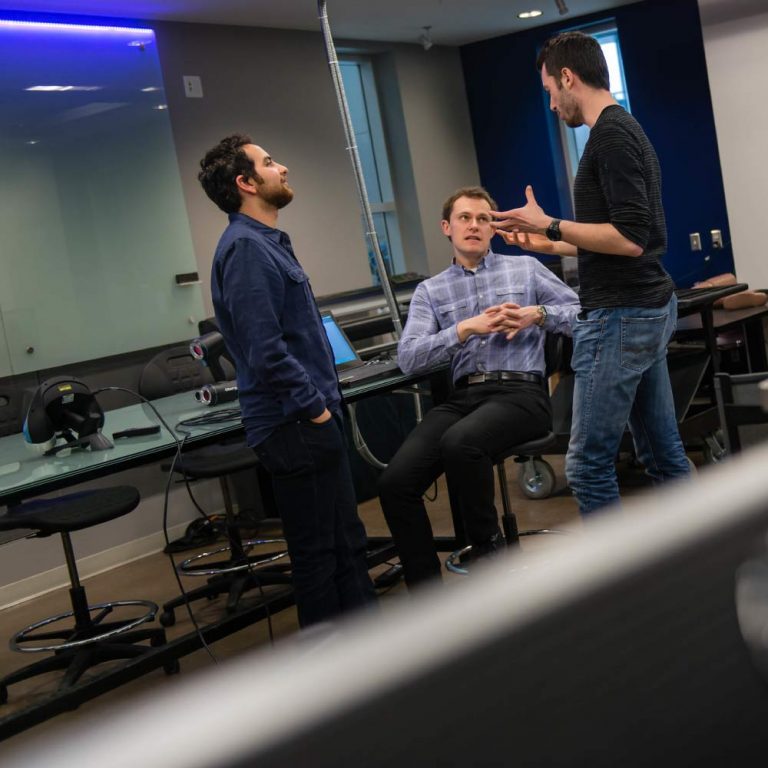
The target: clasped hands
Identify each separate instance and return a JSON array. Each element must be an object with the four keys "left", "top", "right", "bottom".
[{"left": 459, "top": 303, "right": 540, "bottom": 342}]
